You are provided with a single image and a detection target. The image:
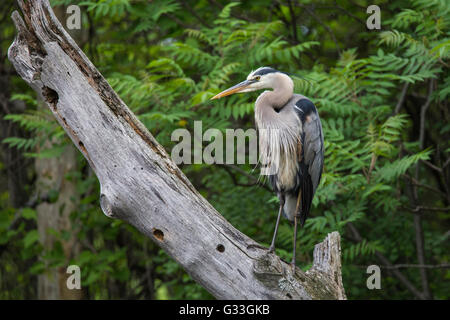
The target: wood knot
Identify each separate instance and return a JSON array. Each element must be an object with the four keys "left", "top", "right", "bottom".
[{"left": 99, "top": 193, "right": 115, "bottom": 218}]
